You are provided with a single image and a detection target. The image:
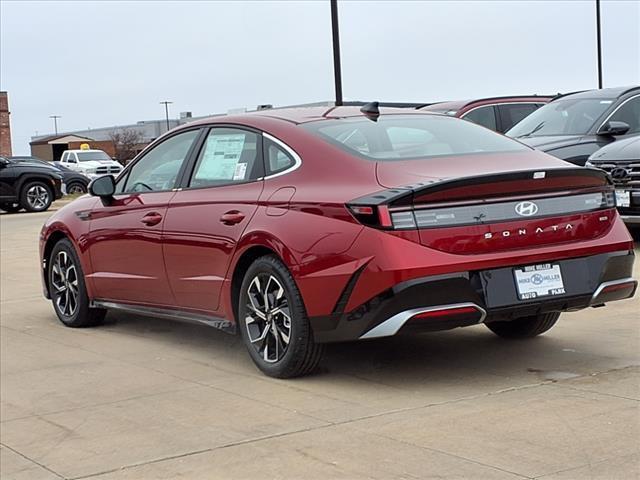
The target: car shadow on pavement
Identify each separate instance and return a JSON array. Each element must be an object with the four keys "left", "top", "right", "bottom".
[{"left": 99, "top": 310, "right": 621, "bottom": 386}]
